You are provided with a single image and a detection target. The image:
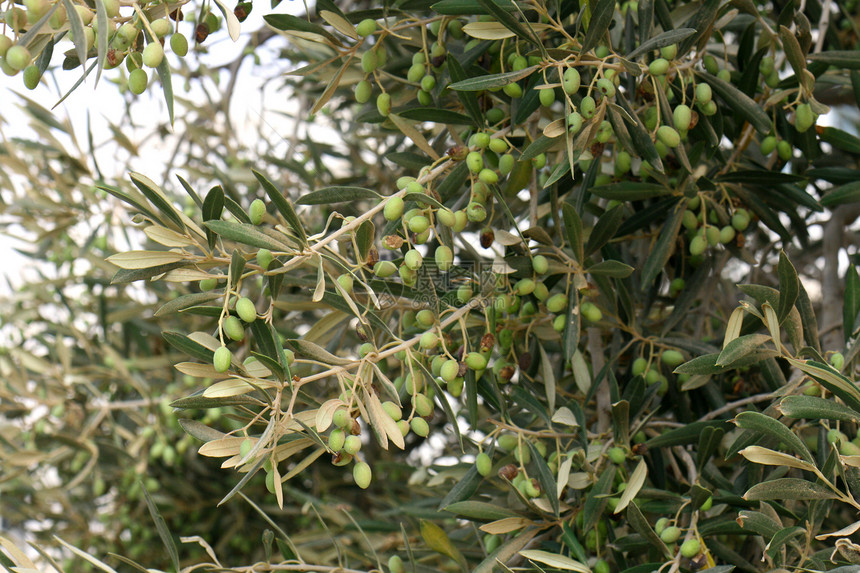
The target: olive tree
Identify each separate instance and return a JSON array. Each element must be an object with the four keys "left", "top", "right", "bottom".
[{"left": 3, "top": 0, "right": 860, "bottom": 572}]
